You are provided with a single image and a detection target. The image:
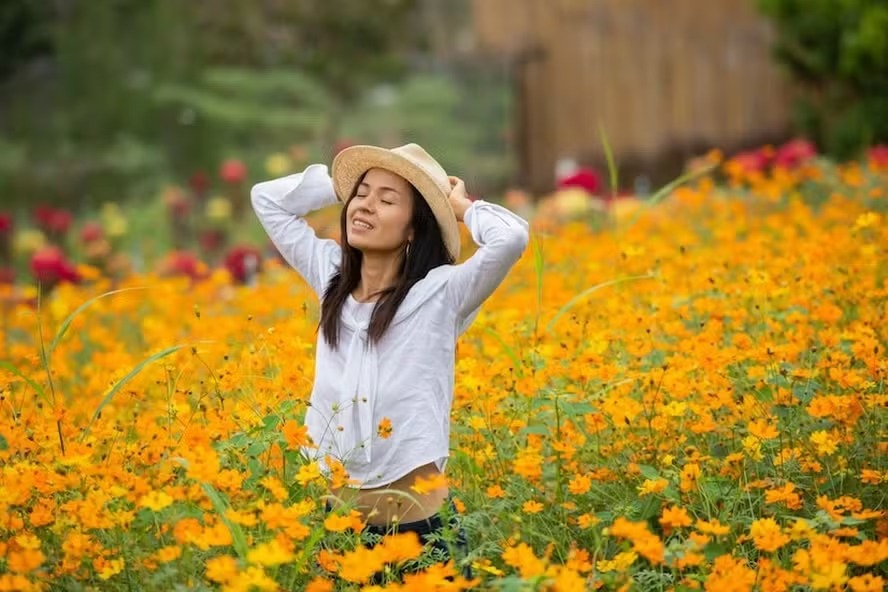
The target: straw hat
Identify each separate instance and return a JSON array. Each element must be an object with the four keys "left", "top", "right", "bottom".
[{"left": 331, "top": 143, "right": 460, "bottom": 260}]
